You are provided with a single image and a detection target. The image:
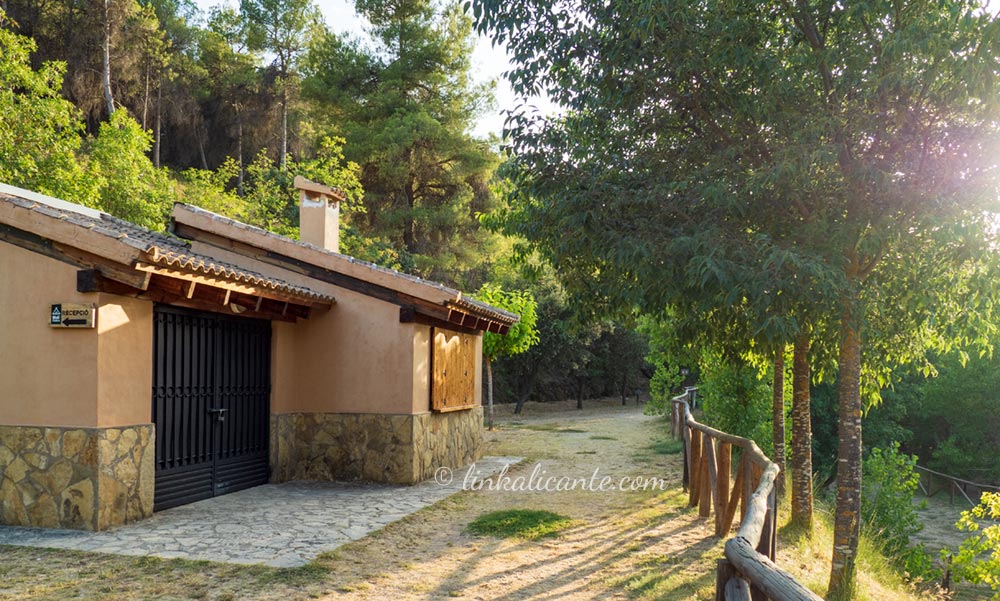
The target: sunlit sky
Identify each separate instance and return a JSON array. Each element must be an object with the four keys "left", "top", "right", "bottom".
[{"left": 193, "top": 0, "right": 559, "bottom": 138}]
